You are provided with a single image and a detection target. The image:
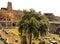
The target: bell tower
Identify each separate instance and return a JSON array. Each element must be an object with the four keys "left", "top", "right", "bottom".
[{"left": 7, "top": 2, "right": 12, "bottom": 10}]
